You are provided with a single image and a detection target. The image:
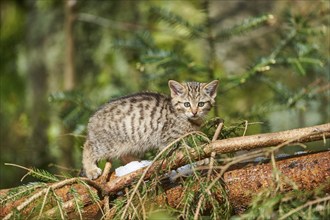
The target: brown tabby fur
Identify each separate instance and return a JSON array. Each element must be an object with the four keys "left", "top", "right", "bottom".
[{"left": 82, "top": 80, "right": 219, "bottom": 179}]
